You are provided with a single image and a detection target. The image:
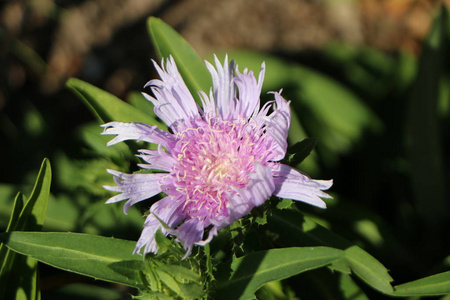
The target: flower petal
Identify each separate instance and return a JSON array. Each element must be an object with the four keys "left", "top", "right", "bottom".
[
  {"left": 225, "top": 163, "right": 275, "bottom": 227},
  {"left": 137, "top": 146, "right": 176, "bottom": 172},
  {"left": 173, "top": 218, "right": 206, "bottom": 258},
  {"left": 101, "top": 122, "right": 176, "bottom": 150},
  {"left": 134, "top": 196, "right": 185, "bottom": 255},
  {"left": 104, "top": 169, "right": 165, "bottom": 214},
  {"left": 205, "top": 55, "right": 236, "bottom": 119},
  {"left": 264, "top": 92, "right": 291, "bottom": 161},
  {"left": 143, "top": 57, "right": 200, "bottom": 128},
  {"left": 234, "top": 62, "right": 265, "bottom": 119},
  {"left": 271, "top": 164, "right": 332, "bottom": 208}
]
